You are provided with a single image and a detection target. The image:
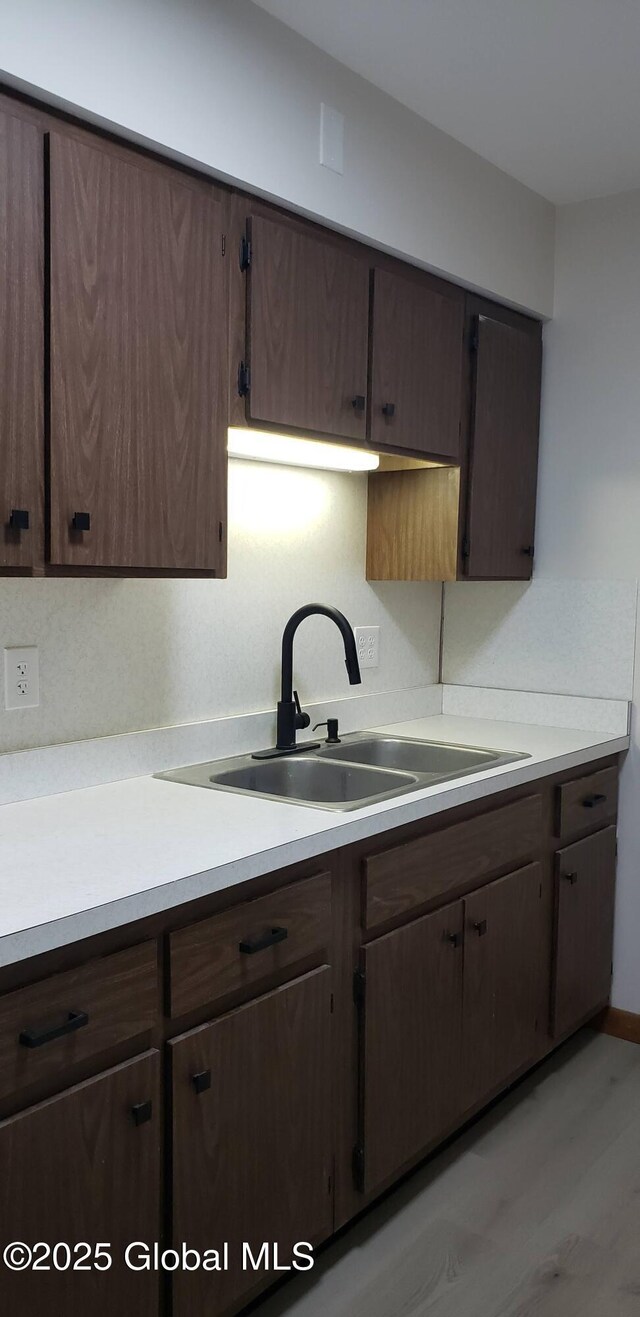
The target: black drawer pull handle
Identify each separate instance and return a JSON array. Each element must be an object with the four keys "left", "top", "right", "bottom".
[
  {"left": 381, "top": 402, "right": 395, "bottom": 417},
  {"left": 563, "top": 871, "right": 579, "bottom": 885},
  {"left": 582, "top": 792, "right": 606, "bottom": 808},
  {"left": 71, "top": 512, "right": 91, "bottom": 532},
  {"left": 131, "top": 1100, "right": 153, "bottom": 1127},
  {"left": 239, "top": 926, "right": 288, "bottom": 955},
  {"left": 473, "top": 919, "right": 488, "bottom": 936},
  {"left": 351, "top": 395, "right": 366, "bottom": 412},
  {"left": 192, "top": 1070, "right": 212, "bottom": 1095},
  {"left": 446, "top": 931, "right": 462, "bottom": 948},
  {"left": 9, "top": 509, "right": 30, "bottom": 531},
  {"left": 579, "top": 784, "right": 605, "bottom": 806},
  {"left": 19, "top": 1009, "right": 89, "bottom": 1049}
]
